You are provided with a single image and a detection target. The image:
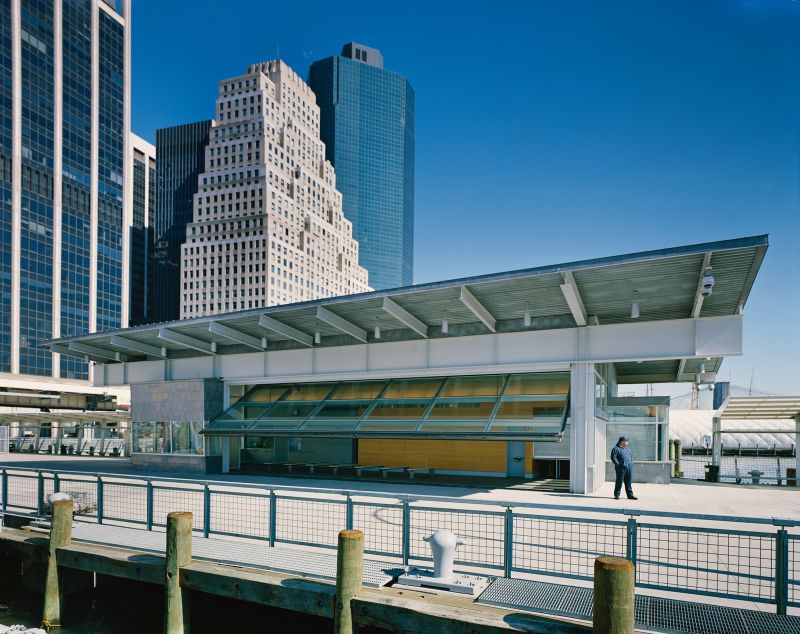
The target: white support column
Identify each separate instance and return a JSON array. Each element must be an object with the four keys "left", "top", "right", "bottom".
[
  {"left": 51, "top": 0, "right": 63, "bottom": 377},
  {"left": 221, "top": 437, "right": 230, "bottom": 474},
  {"left": 120, "top": 0, "right": 132, "bottom": 328},
  {"left": 795, "top": 414, "right": 799, "bottom": 488},
  {"left": 569, "top": 361, "right": 599, "bottom": 493},
  {"left": 89, "top": 0, "right": 99, "bottom": 335},
  {"left": 711, "top": 416, "right": 721, "bottom": 467},
  {"left": 9, "top": 0, "right": 21, "bottom": 373}
]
